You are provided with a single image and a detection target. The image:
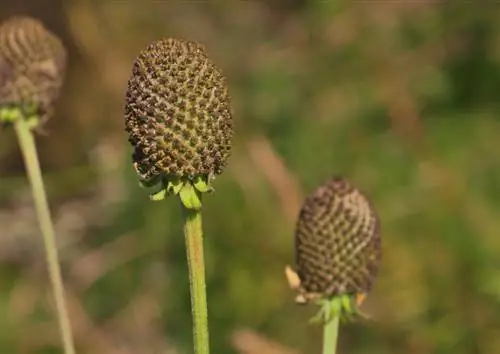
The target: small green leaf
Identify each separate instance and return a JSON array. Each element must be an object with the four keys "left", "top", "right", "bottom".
[
  {"left": 0, "top": 107, "right": 20, "bottom": 123},
  {"left": 308, "top": 294, "right": 367, "bottom": 325},
  {"left": 193, "top": 175, "right": 213, "bottom": 193},
  {"left": 25, "top": 115, "right": 40, "bottom": 130},
  {"left": 166, "top": 176, "right": 183, "bottom": 194},
  {"left": 172, "top": 181, "right": 184, "bottom": 194},
  {"left": 327, "top": 298, "right": 341, "bottom": 323},
  {"left": 179, "top": 183, "right": 202, "bottom": 210},
  {"left": 150, "top": 188, "right": 167, "bottom": 201},
  {"left": 340, "top": 294, "right": 352, "bottom": 314}
]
